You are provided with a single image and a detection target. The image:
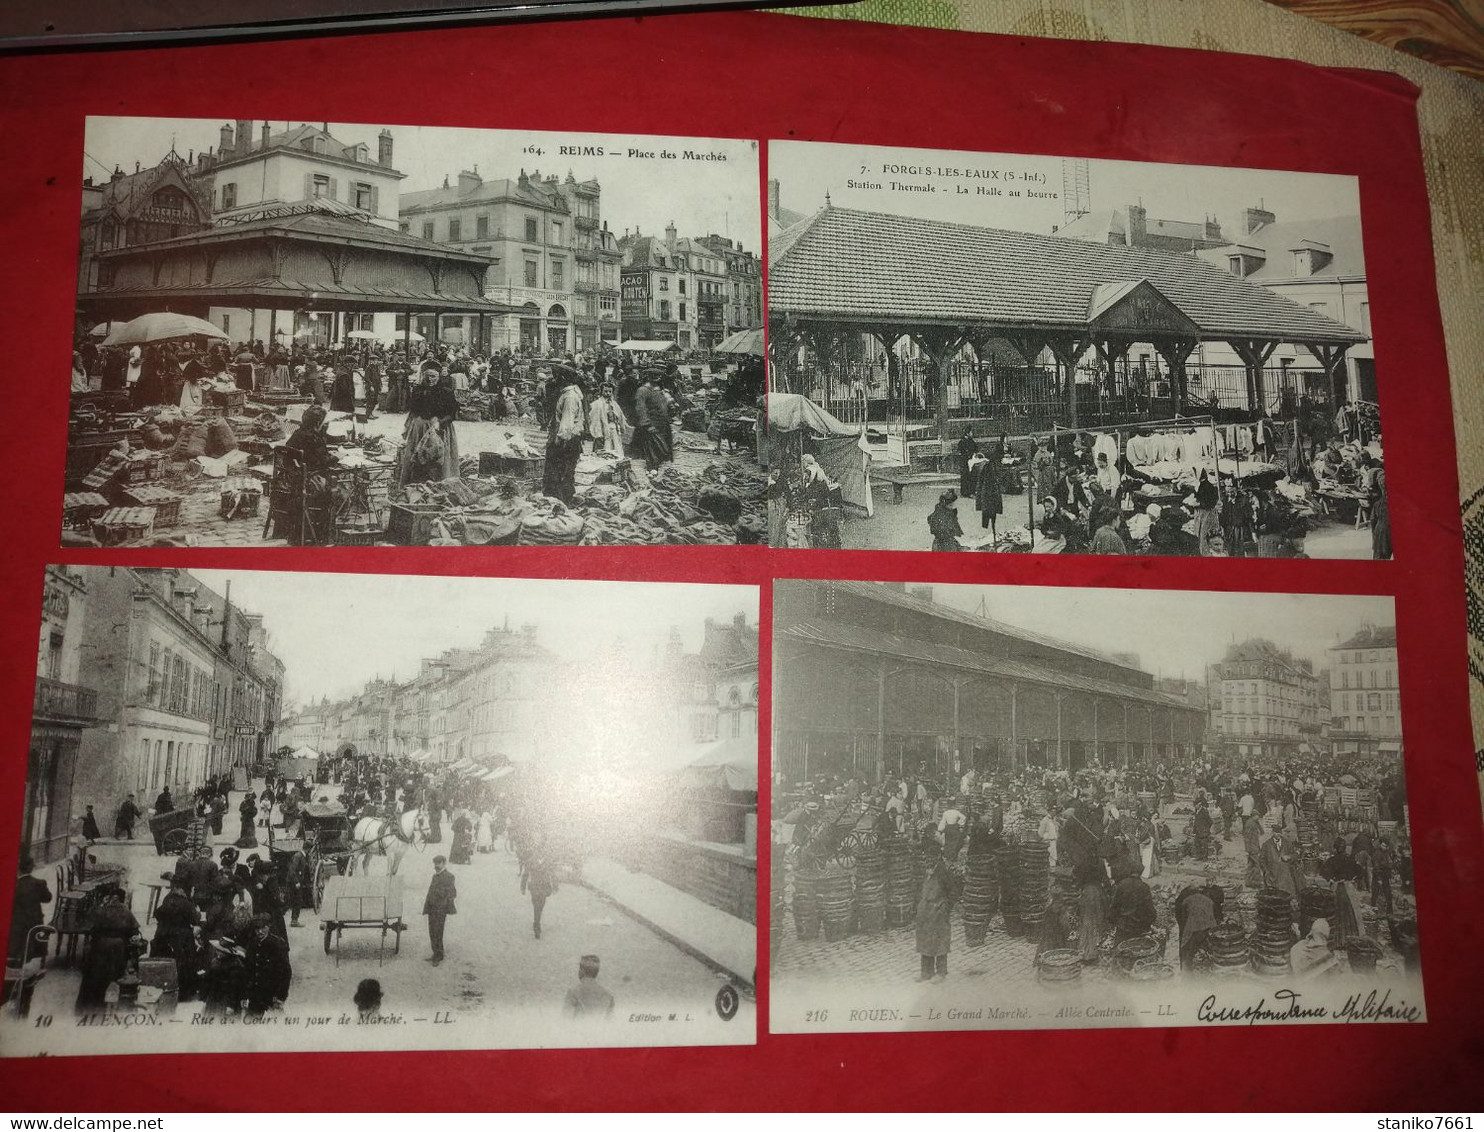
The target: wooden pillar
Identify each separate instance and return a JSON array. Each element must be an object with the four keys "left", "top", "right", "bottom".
[
  {"left": 1009, "top": 683, "right": 1019, "bottom": 775},
  {"left": 1229, "top": 338, "right": 1278, "bottom": 416},
  {"left": 1094, "top": 339, "right": 1130, "bottom": 406},
  {"left": 1055, "top": 693, "right": 1064, "bottom": 770},
  {"left": 1046, "top": 336, "right": 1088, "bottom": 427},
  {"left": 876, "top": 659, "right": 887, "bottom": 782},
  {"left": 952, "top": 679, "right": 962, "bottom": 776},
  {"left": 1154, "top": 337, "right": 1197, "bottom": 418},
  {"left": 911, "top": 330, "right": 967, "bottom": 447},
  {"left": 1302, "top": 342, "right": 1351, "bottom": 410}
]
